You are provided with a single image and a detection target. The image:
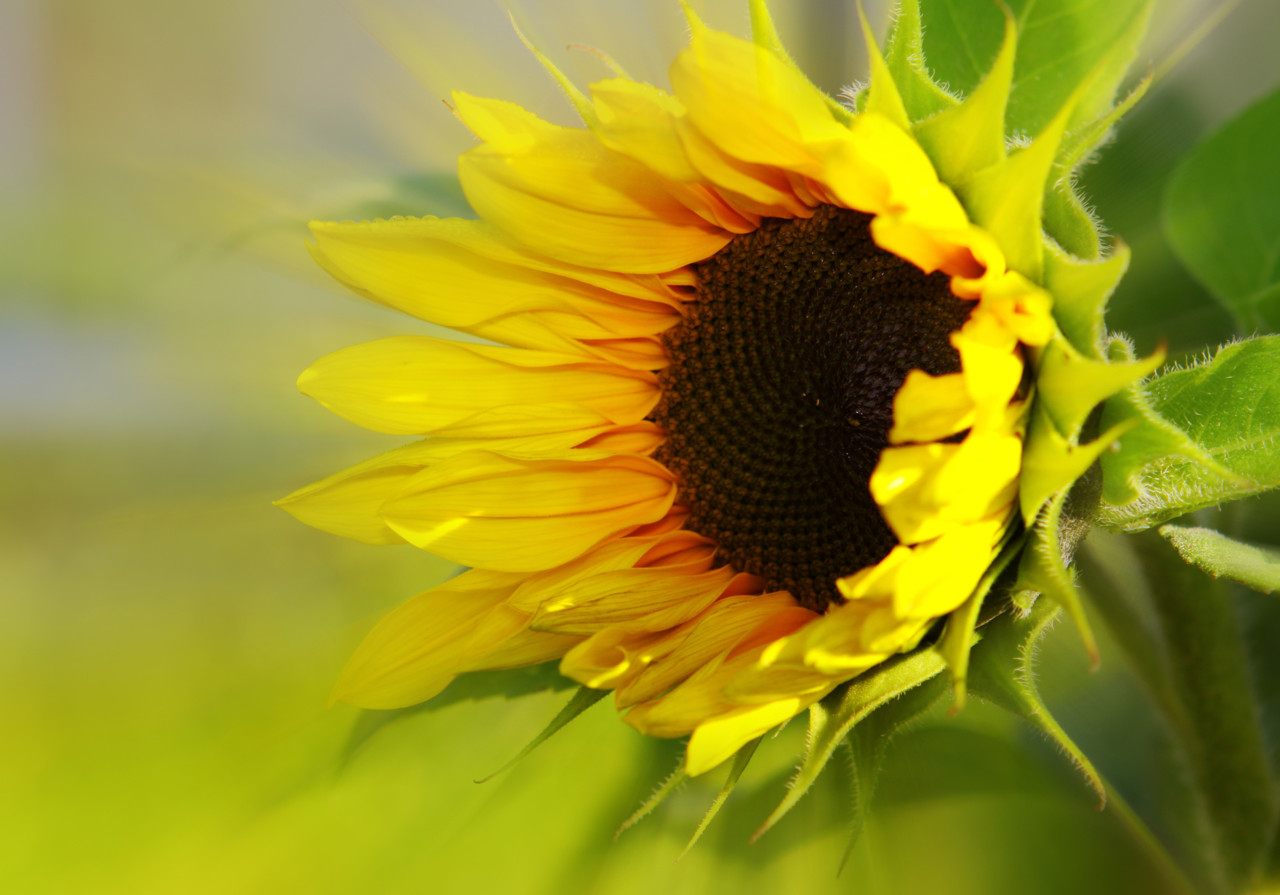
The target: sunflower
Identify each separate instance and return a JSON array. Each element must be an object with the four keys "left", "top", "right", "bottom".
[{"left": 280, "top": 0, "right": 1153, "bottom": 779}]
